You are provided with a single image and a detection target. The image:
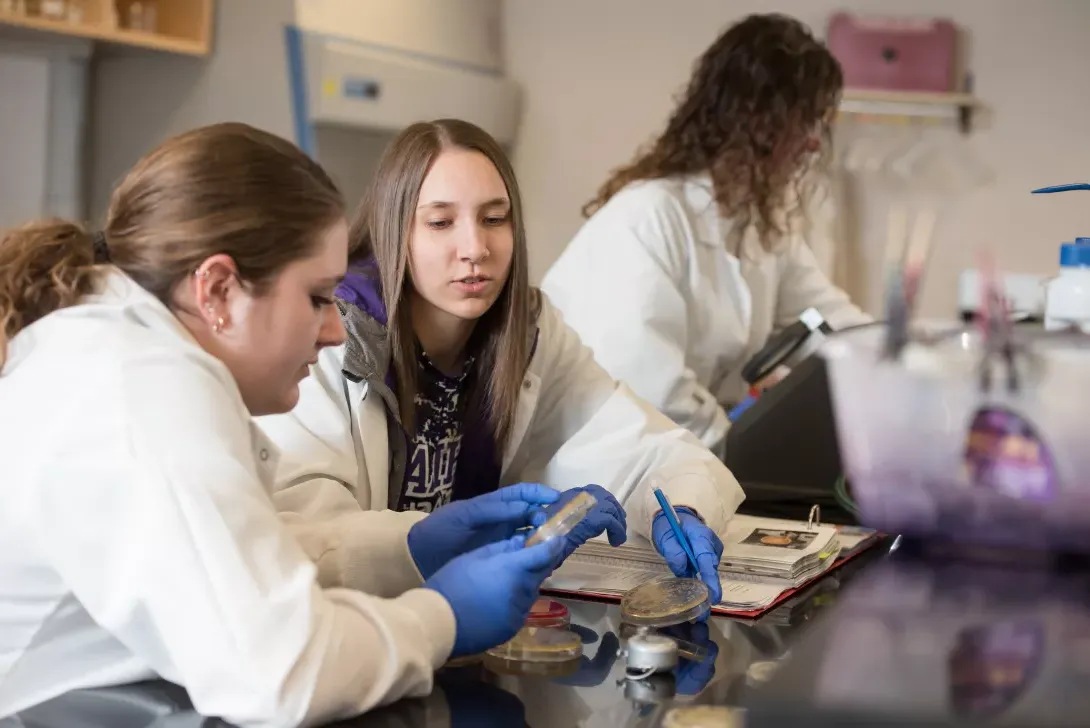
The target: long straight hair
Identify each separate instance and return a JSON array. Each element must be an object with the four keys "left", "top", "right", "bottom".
[{"left": 350, "top": 119, "right": 532, "bottom": 453}]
